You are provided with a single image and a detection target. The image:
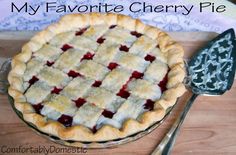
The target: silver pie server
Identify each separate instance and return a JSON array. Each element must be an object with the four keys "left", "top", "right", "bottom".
[{"left": 151, "top": 28, "right": 236, "bottom": 155}]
